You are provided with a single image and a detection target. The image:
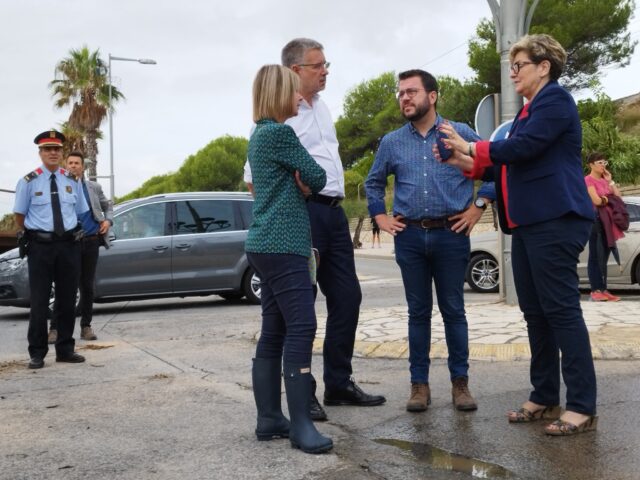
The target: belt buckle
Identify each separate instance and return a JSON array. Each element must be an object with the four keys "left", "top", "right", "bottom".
[
  {"left": 329, "top": 198, "right": 340, "bottom": 208},
  {"left": 420, "top": 219, "right": 430, "bottom": 229}
]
